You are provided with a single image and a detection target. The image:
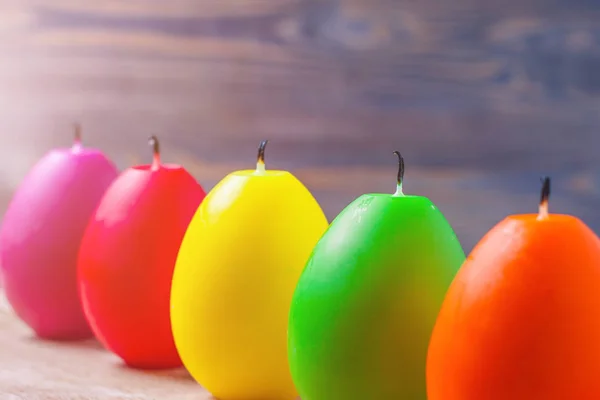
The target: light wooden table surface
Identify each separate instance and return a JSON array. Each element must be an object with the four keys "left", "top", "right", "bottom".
[{"left": 0, "top": 290, "right": 214, "bottom": 399}]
